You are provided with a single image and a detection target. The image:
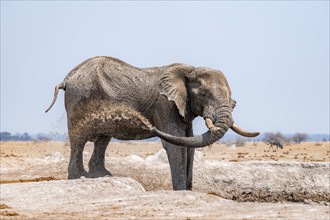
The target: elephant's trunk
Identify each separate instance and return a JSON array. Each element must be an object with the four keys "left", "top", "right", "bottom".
[
  {"left": 151, "top": 119, "right": 259, "bottom": 148},
  {"left": 150, "top": 104, "right": 259, "bottom": 148},
  {"left": 150, "top": 106, "right": 233, "bottom": 148},
  {"left": 151, "top": 127, "right": 224, "bottom": 148}
]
